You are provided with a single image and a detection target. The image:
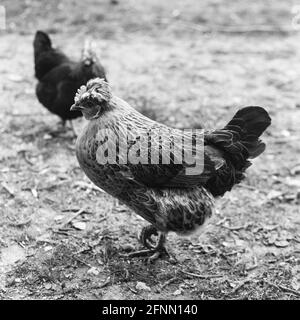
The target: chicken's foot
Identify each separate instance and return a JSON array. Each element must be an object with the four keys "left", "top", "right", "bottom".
[{"left": 121, "top": 226, "right": 175, "bottom": 263}]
